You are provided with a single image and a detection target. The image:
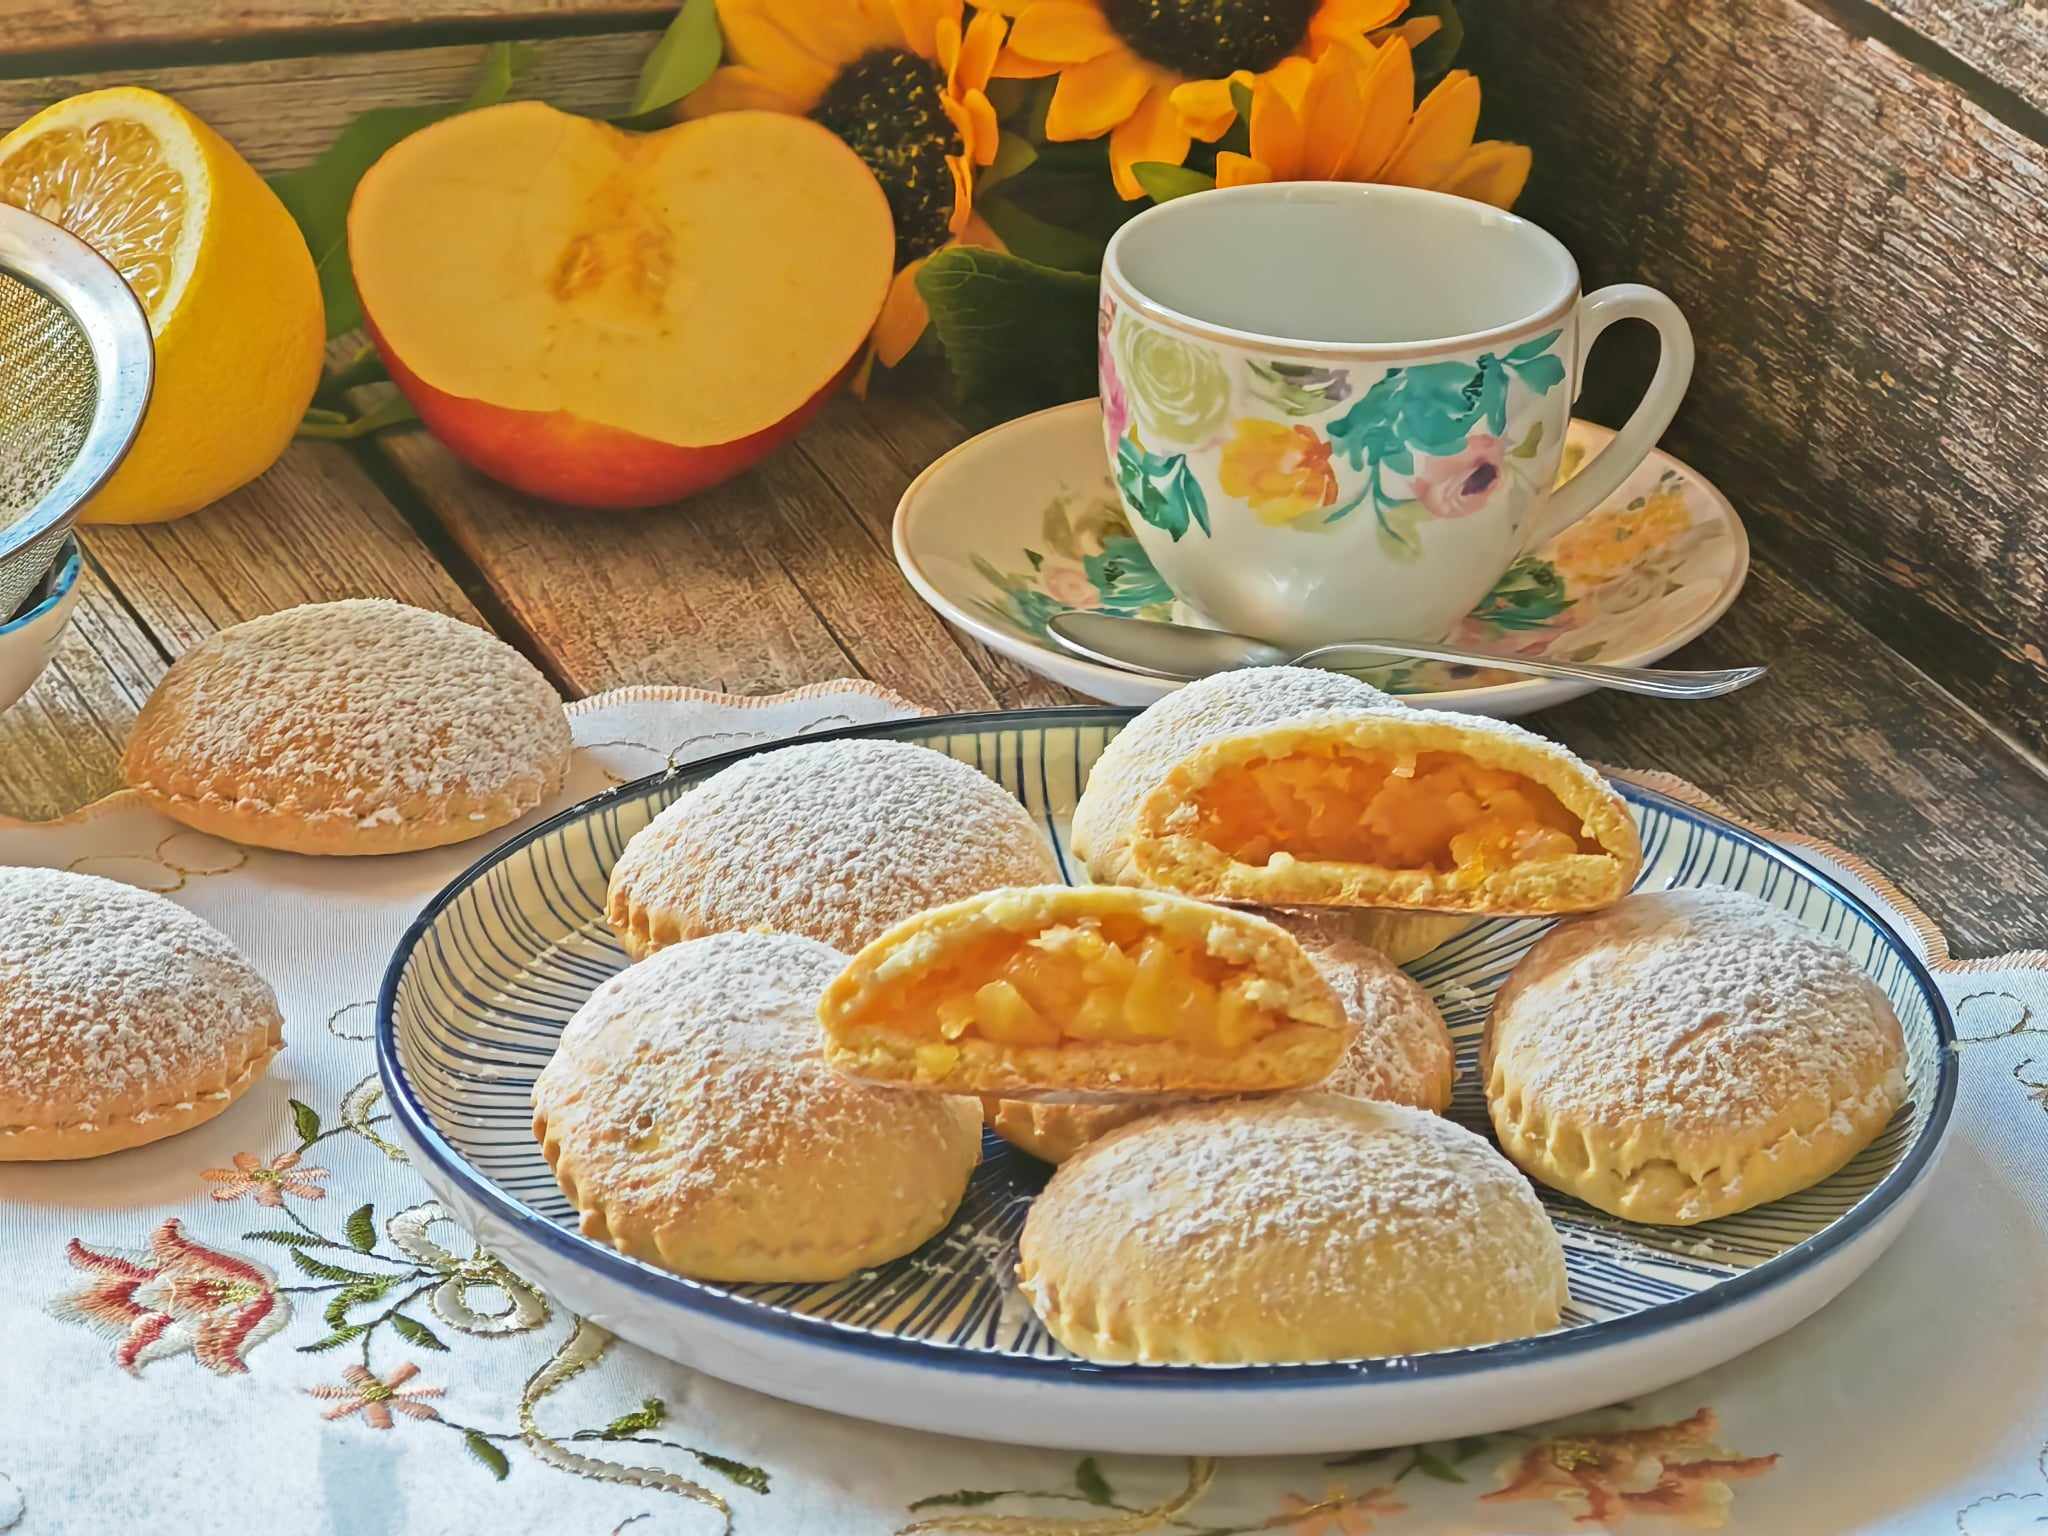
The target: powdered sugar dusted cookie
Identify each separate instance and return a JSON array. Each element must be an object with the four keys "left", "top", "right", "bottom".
[
  {"left": 122, "top": 599, "right": 570, "bottom": 855},
  {"left": 1, "top": 866, "right": 283, "bottom": 1159},
  {"left": 1018, "top": 1095, "right": 1567, "bottom": 1363},
  {"left": 531, "top": 931, "right": 981, "bottom": 1282},
  {"left": 606, "top": 737, "right": 1061, "bottom": 959},
  {"left": 1483, "top": 887, "right": 1908, "bottom": 1225}
]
